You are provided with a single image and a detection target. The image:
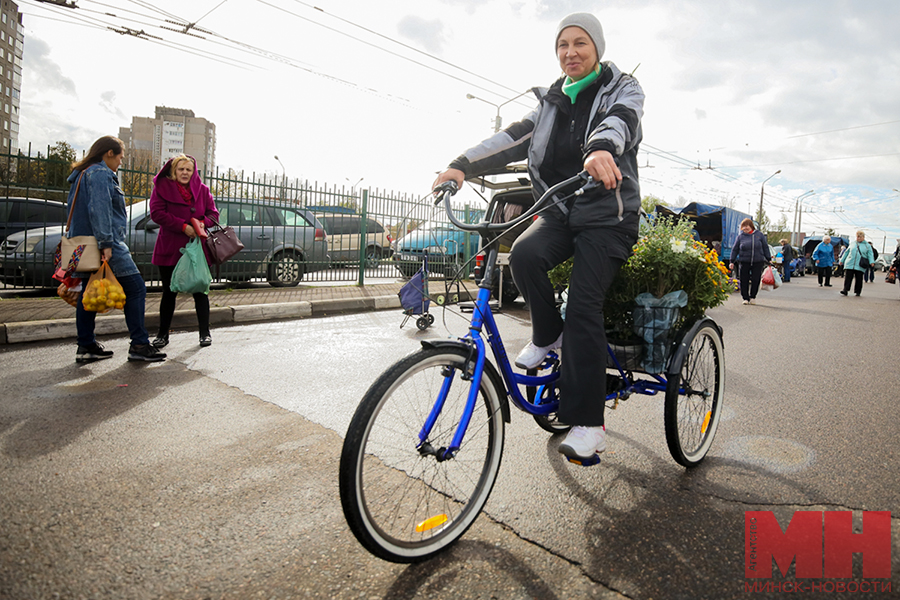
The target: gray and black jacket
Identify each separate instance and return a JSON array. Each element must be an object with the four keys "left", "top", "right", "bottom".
[{"left": 449, "top": 61, "right": 644, "bottom": 229}]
